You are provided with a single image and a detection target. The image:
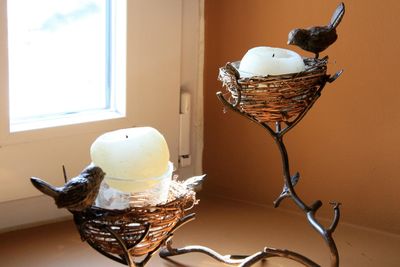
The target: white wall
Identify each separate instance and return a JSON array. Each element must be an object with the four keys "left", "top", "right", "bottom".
[{"left": 0, "top": 0, "right": 204, "bottom": 232}]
